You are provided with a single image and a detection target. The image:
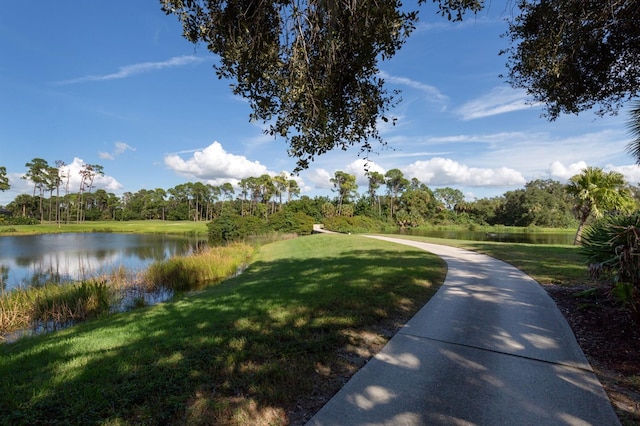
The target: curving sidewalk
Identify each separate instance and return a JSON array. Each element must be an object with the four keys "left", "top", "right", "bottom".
[{"left": 307, "top": 235, "right": 620, "bottom": 425}]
